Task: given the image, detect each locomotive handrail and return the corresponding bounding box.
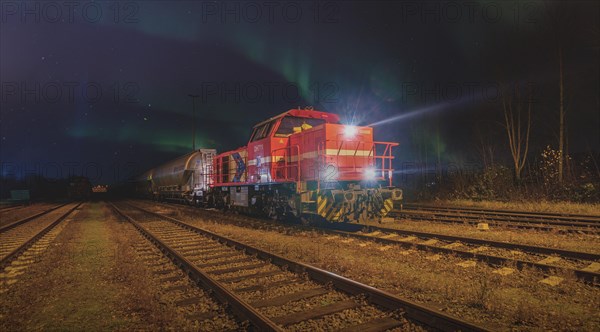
[374,141,398,186]
[317,139,398,186]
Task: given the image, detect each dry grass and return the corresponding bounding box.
[427,199,600,215]
[0,204,129,330]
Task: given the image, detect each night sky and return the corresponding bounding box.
[1,0,598,184]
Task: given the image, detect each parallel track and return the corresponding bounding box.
[392,204,600,233]
[143,201,600,286]
[113,202,488,332]
[330,225,600,285]
[0,204,24,212]
[0,203,68,231]
[404,203,600,221]
[0,203,81,269]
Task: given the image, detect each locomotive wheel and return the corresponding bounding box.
[300,215,311,226]
[266,205,279,220]
[299,213,327,226]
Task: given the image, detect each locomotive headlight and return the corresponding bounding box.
[364,167,377,181]
[343,125,358,139]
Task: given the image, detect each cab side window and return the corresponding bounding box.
[250,120,275,142]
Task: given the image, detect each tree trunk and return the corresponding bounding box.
[502,83,532,184]
[558,46,565,183]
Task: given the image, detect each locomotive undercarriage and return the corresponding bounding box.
[200,182,402,223]
[314,183,403,223]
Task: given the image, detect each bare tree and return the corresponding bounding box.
[474,122,496,169]
[502,83,532,181]
[544,0,574,183]
[558,45,566,182]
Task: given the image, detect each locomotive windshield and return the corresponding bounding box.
[275,116,325,137]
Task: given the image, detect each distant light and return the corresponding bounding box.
[364,167,376,181]
[343,125,358,139]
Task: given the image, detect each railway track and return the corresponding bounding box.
[112,202,488,331]
[391,204,600,233]
[0,204,25,213]
[141,201,600,286]
[0,203,80,267]
[122,215,241,329]
[404,203,600,221]
[0,203,81,290]
[0,203,68,230]
[332,225,600,285]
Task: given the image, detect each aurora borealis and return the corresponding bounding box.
[1,1,598,184]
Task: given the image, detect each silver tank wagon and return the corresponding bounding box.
[138,149,216,203]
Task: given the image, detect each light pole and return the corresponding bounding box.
[188,94,199,151]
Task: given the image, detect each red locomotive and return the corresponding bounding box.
[137,108,402,222]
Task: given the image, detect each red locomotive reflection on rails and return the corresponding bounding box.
[137,108,402,222]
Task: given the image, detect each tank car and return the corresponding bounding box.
[208,108,402,222]
[136,149,216,204]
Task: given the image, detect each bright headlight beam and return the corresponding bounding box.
[367,104,445,127]
[343,125,358,138]
[367,99,474,127]
[364,167,376,181]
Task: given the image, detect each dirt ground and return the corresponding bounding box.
[0,202,194,331]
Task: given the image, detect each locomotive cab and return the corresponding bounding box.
[246,109,337,184]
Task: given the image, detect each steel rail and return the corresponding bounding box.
[324,228,600,285]
[125,202,489,332]
[0,203,81,269]
[389,211,599,234]
[358,225,600,261]
[110,203,283,332]
[403,204,600,224]
[404,203,600,222]
[147,200,600,260]
[0,205,24,212]
[397,209,599,228]
[143,201,600,285]
[0,203,69,233]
